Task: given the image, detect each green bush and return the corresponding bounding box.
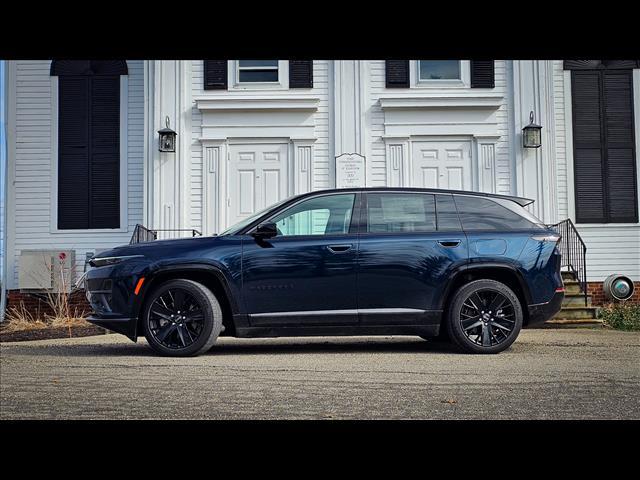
[599,302,640,331]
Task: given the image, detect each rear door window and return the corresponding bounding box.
[453,195,536,230]
[367,193,436,233]
[435,195,462,231]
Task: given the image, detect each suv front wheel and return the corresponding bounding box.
[142,279,223,357]
[446,279,523,354]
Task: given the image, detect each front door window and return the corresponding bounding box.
[268,194,355,236]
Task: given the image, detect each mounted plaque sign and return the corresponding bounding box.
[335,153,366,188]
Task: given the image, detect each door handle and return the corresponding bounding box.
[327,244,353,253]
[438,240,461,248]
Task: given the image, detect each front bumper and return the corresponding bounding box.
[86,316,138,341]
[85,260,150,342]
[526,291,564,326]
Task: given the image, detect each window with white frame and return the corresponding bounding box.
[418,60,461,81]
[412,60,470,88]
[238,60,279,83]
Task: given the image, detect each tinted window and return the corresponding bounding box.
[367,193,436,233]
[454,195,536,230]
[269,194,355,236]
[435,195,462,231]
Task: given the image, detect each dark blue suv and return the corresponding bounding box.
[85,188,564,356]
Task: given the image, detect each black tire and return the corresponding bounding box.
[142,279,223,357]
[446,279,523,354]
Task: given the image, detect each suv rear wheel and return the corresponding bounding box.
[142,279,223,357]
[446,279,523,354]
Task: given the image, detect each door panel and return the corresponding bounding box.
[242,235,359,326]
[241,193,359,326]
[411,141,472,190]
[357,192,468,325]
[228,143,288,227]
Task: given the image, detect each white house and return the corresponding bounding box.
[1,59,639,314]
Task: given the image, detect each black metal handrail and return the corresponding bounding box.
[549,219,588,306]
[130,224,202,244]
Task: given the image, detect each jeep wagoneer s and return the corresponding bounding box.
[85,188,564,356]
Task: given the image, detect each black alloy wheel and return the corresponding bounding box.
[459,289,516,347]
[447,279,523,354]
[143,279,222,356]
[148,288,205,349]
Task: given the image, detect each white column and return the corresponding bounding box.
[512,60,557,223]
[148,60,192,234]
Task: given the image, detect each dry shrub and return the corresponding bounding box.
[3,252,89,333]
[4,303,49,331]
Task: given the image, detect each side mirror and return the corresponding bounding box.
[252,222,278,239]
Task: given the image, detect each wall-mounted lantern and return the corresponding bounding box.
[158,116,177,152]
[522,111,542,148]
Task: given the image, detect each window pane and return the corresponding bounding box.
[270,194,355,236]
[453,196,535,230]
[239,60,278,68]
[419,60,460,80]
[436,195,462,231]
[239,69,279,82]
[367,194,436,233]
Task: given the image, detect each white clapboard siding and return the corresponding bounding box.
[575,225,640,281]
[9,60,144,288]
[189,60,331,233]
[553,60,569,219]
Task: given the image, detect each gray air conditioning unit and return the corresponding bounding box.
[18,250,76,293]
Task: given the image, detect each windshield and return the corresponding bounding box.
[218,196,294,236]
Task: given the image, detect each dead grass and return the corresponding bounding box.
[4,293,90,332]
[3,253,91,333]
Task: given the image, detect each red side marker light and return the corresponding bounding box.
[134,277,145,295]
[555,287,565,293]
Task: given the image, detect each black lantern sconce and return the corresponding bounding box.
[158,116,177,152]
[522,111,542,148]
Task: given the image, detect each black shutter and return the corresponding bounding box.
[385,60,409,88]
[572,69,638,223]
[90,76,120,228]
[289,60,313,88]
[471,60,495,88]
[572,71,606,223]
[58,75,121,230]
[603,70,638,222]
[203,60,228,90]
[58,77,90,229]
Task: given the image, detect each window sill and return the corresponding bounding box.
[415,80,467,89]
[574,222,640,228]
[194,95,320,112]
[379,93,504,110]
[49,227,129,235]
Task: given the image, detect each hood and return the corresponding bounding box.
[92,235,220,261]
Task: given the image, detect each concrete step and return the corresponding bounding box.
[538,318,604,329]
[553,306,599,320]
[563,281,583,295]
[562,293,592,307]
[561,271,577,281]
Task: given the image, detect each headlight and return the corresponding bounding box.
[89,255,144,268]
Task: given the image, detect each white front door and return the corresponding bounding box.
[227,143,289,227]
[411,141,472,190]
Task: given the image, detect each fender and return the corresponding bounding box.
[438,262,533,310]
[131,261,240,338]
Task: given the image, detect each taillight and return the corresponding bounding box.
[531,234,561,243]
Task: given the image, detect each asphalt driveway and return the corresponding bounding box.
[1,329,639,419]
